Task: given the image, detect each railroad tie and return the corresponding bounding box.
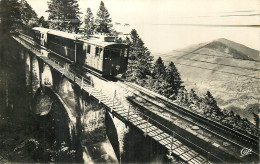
[188,155,207,164]
[148,130,164,138]
[138,122,153,129]
[181,150,199,161]
[132,119,146,126]
[145,125,157,133]
[129,115,142,122]
[159,136,173,146]
[157,134,171,142]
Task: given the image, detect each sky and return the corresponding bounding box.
[27,0,260,53]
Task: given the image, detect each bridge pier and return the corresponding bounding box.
[106,112,129,163]
[31,55,40,97]
[77,91,117,163]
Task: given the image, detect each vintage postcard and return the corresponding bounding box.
[0,0,259,163]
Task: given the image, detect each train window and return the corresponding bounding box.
[124,48,128,57]
[95,47,100,57]
[95,47,99,56]
[95,47,98,56]
[95,47,103,57]
[99,48,103,55]
[87,45,91,54]
[120,49,123,57]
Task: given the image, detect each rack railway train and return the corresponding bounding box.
[32,27,129,76]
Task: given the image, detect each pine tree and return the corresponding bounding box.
[203,91,221,118]
[189,89,200,107]
[169,62,183,95]
[84,8,94,36]
[47,0,81,32]
[176,87,189,106]
[152,57,166,79]
[153,79,164,95]
[123,36,131,45]
[94,1,113,34]
[168,62,183,96]
[38,16,49,28]
[161,61,174,99]
[126,29,153,80]
[151,57,165,94]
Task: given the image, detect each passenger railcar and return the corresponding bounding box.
[32,27,129,76]
[33,27,49,47]
[79,36,129,76]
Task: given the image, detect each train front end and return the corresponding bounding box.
[103,44,129,76]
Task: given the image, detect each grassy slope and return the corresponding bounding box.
[153,39,260,122]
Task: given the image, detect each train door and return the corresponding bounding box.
[103,48,112,75]
[41,32,47,47]
[34,31,41,45]
[75,42,84,65]
[110,47,121,75]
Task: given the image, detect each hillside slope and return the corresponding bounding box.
[154,39,260,122]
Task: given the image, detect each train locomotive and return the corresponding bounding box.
[32,27,129,76]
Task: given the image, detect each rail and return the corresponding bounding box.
[130,82,259,143]
[108,80,259,158]
[16,32,258,163]
[122,103,227,163]
[127,83,260,154]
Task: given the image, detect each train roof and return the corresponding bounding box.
[32,27,81,40]
[32,27,128,47]
[32,27,50,33]
[78,36,128,47]
[48,29,81,40]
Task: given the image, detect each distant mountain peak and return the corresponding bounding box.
[207,38,260,61]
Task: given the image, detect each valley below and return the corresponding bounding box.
[153,38,260,122]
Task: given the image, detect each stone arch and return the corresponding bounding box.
[24,51,31,86]
[41,63,53,87]
[31,55,40,96]
[33,86,79,162]
[57,77,77,112]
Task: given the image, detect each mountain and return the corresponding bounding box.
[153,39,260,122]
[207,38,260,61]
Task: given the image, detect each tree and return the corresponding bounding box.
[0,0,22,36]
[47,0,81,32]
[123,36,131,45]
[94,1,113,34]
[176,87,189,106]
[162,62,175,99]
[151,57,166,95]
[126,29,154,80]
[20,0,38,25]
[83,8,94,36]
[189,89,200,107]
[38,16,49,28]
[152,57,166,79]
[202,91,221,118]
[167,62,183,96]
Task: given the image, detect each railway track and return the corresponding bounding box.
[18,32,259,162]
[123,82,259,159]
[130,82,259,143]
